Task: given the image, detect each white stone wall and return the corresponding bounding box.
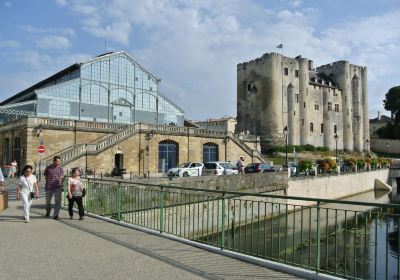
[371,138,400,154]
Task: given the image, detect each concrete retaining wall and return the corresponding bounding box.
[287,169,390,206]
[371,138,400,154]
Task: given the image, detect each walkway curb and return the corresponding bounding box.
[65,206,343,280]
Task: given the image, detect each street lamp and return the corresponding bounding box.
[386,141,389,154]
[224,132,230,162]
[145,131,153,178]
[334,134,338,164]
[283,126,289,166]
[366,139,369,152]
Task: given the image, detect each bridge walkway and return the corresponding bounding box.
[0,189,300,279]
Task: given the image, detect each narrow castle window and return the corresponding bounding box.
[295,94,299,103]
[295,70,299,77]
[321,123,324,133]
[328,102,332,111]
[315,102,319,110]
[334,125,337,134]
[284,68,289,75]
[294,111,296,116]
[304,102,306,108]
[302,119,304,126]
[335,104,340,112]
[310,123,314,132]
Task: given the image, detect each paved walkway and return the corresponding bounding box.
[0,188,301,280]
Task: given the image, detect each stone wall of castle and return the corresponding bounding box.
[237,53,369,152]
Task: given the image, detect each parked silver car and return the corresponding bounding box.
[202,161,239,176]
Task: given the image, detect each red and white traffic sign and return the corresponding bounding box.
[37,145,46,154]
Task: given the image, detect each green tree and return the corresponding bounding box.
[383,86,400,124]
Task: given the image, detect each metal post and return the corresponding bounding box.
[285,134,288,165]
[316,201,321,273]
[221,193,225,249]
[159,186,164,233]
[116,182,121,221]
[283,126,289,166]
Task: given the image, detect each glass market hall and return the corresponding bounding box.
[0,51,184,126]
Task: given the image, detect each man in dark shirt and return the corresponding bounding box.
[44,156,64,220]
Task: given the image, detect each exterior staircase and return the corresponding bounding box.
[42,123,265,168]
[42,123,142,167]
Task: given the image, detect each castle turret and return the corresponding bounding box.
[362,67,369,150]
[298,57,310,145]
[352,73,363,152]
[287,83,297,145]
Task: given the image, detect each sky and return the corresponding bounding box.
[0,0,399,120]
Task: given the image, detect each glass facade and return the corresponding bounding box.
[4,52,184,125]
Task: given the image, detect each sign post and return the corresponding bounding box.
[38,145,45,181]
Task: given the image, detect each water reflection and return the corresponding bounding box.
[205,184,400,279]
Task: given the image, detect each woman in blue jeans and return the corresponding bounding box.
[67,168,85,220]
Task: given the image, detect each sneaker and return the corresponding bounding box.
[79,217,84,220]
[53,216,59,220]
[24,220,29,223]
[45,212,50,217]
[70,216,73,220]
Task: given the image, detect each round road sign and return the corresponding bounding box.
[37,145,46,154]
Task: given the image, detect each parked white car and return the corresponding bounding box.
[167,162,204,177]
[202,161,239,176]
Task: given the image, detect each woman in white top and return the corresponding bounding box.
[10,160,17,178]
[67,168,85,220]
[0,168,4,192]
[16,165,39,223]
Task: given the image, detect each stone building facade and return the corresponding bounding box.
[192,117,237,133]
[0,117,262,175]
[237,52,370,152]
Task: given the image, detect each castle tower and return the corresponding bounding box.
[237,53,368,152]
[298,57,310,145]
[362,67,370,150]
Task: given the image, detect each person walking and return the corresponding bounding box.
[0,167,4,192]
[16,165,39,223]
[10,160,17,177]
[67,168,85,220]
[236,156,245,174]
[44,156,64,220]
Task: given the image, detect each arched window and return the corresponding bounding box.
[310,122,314,132]
[158,140,179,172]
[203,143,218,162]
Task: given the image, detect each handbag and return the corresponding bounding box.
[30,192,35,199]
[82,188,86,197]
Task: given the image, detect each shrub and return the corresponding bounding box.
[325,158,337,170]
[357,159,366,170]
[304,144,317,152]
[298,160,313,173]
[371,159,378,169]
[317,146,330,152]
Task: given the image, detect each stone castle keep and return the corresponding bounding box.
[236,52,370,152]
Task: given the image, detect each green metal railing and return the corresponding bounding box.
[63,178,400,279]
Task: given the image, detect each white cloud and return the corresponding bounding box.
[291,0,302,8]
[34,1,400,119]
[0,40,20,48]
[36,35,71,50]
[54,0,67,6]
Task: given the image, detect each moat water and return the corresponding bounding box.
[205,180,400,279]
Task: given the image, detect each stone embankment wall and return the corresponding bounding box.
[371,138,400,154]
[129,172,288,193]
[287,169,390,206]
